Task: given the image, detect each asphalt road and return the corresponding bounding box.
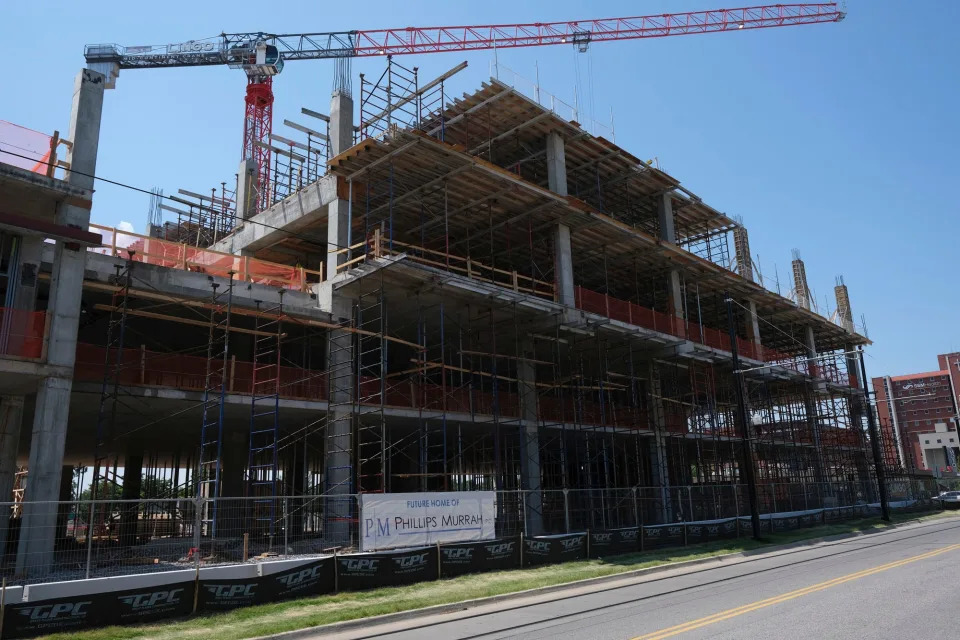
[313,517,960,640]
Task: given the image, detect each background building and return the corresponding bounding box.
[873,354,960,474]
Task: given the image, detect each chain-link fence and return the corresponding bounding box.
[0,478,942,586]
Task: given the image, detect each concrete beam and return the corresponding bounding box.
[209,175,336,256]
[517,342,544,536]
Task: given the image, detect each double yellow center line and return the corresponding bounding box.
[631,542,960,640]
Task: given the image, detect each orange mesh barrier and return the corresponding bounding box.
[0,120,52,174]
[0,309,45,359]
[91,224,323,292]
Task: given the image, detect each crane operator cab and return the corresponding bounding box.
[229,40,284,77]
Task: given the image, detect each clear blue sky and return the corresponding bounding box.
[3,0,957,380]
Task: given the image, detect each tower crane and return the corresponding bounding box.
[84,3,844,214]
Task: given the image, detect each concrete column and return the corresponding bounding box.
[236,158,259,220]
[805,326,818,378]
[17,69,104,576]
[330,91,354,158]
[733,226,753,282]
[325,307,355,544]
[118,452,143,546]
[326,90,355,281]
[517,343,544,535]
[745,300,762,359]
[545,132,575,308]
[657,193,685,336]
[553,225,575,307]
[646,362,672,523]
[791,252,812,311]
[0,397,24,556]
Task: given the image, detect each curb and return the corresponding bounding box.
[258,513,947,640]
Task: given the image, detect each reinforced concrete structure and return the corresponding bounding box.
[0,62,891,578]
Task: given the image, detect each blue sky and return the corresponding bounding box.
[3,1,957,380]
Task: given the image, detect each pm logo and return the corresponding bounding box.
[18,602,91,621]
[560,537,583,552]
[277,565,325,587]
[667,526,683,537]
[620,530,638,541]
[723,521,737,532]
[592,533,613,544]
[646,527,662,538]
[442,548,473,561]
[394,553,428,569]
[707,525,720,536]
[205,584,256,599]
[688,526,702,536]
[342,558,379,572]
[120,589,184,610]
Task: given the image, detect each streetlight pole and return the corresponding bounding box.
[857,347,890,521]
[725,295,762,540]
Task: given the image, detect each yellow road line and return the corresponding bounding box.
[631,542,960,640]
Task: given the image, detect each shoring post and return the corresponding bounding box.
[563,488,571,533]
[725,295,762,540]
[858,347,890,522]
[84,500,96,579]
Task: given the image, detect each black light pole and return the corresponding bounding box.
[857,346,891,522]
[725,295,762,540]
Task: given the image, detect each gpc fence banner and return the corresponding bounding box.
[360,491,496,551]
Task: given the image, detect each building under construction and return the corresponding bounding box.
[0,57,898,580]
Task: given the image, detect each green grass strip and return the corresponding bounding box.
[34,511,953,640]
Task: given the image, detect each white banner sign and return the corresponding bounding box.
[360,491,496,551]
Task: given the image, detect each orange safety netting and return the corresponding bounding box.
[0,120,52,174]
[93,226,315,291]
[0,309,45,359]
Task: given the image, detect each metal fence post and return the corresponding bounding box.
[687,486,694,522]
[563,488,570,533]
[631,487,639,529]
[771,485,778,514]
[84,500,96,579]
[804,483,809,511]
[193,496,203,569]
[521,490,528,537]
[283,497,289,559]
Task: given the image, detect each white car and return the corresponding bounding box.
[937,491,960,504]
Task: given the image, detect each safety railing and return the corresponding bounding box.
[334,230,556,300]
[0,120,71,179]
[89,223,324,293]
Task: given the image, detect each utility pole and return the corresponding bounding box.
[858,347,890,521]
[725,295,762,540]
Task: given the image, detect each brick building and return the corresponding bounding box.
[873,353,960,472]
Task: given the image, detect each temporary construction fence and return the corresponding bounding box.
[0,479,941,587]
[0,481,942,638]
